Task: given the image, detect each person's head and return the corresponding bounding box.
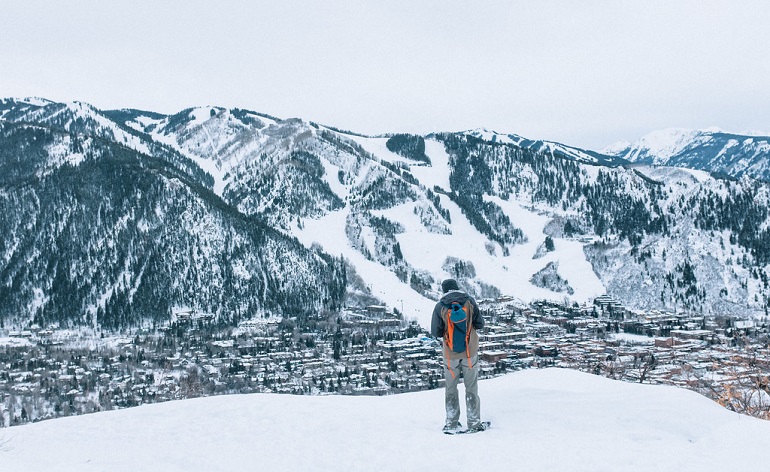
[441,278,459,293]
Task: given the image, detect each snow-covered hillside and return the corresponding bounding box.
[2,368,769,472]
[3,97,770,329]
[118,109,612,324]
[294,133,606,327]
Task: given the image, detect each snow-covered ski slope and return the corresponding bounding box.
[294,134,604,327]
[3,368,769,472]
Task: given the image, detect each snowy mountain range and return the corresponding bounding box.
[465,128,626,166]
[604,127,770,181]
[3,368,770,471]
[1,97,770,330]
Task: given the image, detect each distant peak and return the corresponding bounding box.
[738,129,770,137]
[464,128,527,144]
[466,127,499,136]
[600,140,632,155]
[12,96,54,107]
[185,106,221,124]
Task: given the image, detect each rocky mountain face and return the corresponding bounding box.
[1,97,769,329]
[603,128,770,181]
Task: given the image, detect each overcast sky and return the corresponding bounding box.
[2,1,768,149]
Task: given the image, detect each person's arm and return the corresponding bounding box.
[471,299,484,330]
[430,304,444,338]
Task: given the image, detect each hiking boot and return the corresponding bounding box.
[442,422,462,432]
[466,422,488,433]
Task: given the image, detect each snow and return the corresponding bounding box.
[601,139,632,155]
[17,96,52,107]
[294,205,437,327]
[296,133,605,329]
[632,128,705,161]
[45,138,84,168]
[0,337,32,347]
[466,129,602,164]
[681,167,713,183]
[296,176,605,329]
[604,128,709,163]
[63,102,154,156]
[381,191,603,306]
[740,129,770,137]
[466,128,522,145]
[131,114,164,130]
[603,127,770,166]
[411,137,452,188]
[345,134,410,166]
[318,156,350,199]
[636,165,705,187]
[716,139,741,160]
[481,195,604,299]
[3,368,769,471]
[28,288,48,315]
[144,105,274,198]
[609,332,656,344]
[188,107,216,127]
[150,126,227,196]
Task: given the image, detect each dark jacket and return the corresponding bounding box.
[430,290,484,359]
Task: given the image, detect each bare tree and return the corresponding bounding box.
[713,351,770,420]
[684,350,770,420]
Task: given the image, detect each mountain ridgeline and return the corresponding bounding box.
[604,128,770,182]
[0,106,346,329]
[1,97,770,329]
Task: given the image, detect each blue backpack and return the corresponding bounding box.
[444,301,471,354]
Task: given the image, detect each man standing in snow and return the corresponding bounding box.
[430,278,485,433]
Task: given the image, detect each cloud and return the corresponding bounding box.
[2,0,768,149]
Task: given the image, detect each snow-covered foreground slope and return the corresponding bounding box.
[3,368,769,472]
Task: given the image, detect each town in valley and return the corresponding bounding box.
[2,295,769,427]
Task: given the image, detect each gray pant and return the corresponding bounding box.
[443,354,480,428]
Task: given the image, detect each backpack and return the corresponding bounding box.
[443,300,473,354]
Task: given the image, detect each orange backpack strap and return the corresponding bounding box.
[441,305,457,378]
[463,300,473,367]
